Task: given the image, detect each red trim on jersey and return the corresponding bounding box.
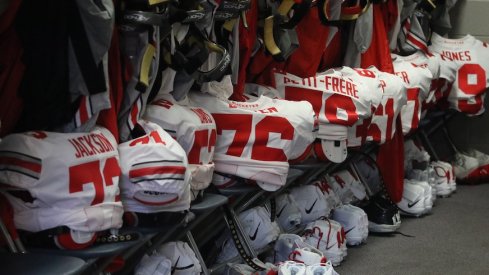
[406,32,428,53]
[129,96,141,129]
[0,156,42,173]
[134,195,179,206]
[78,96,89,125]
[129,166,186,178]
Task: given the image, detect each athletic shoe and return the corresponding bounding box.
[290,185,333,225]
[328,169,367,204]
[135,253,172,275]
[302,219,347,266]
[278,261,306,275]
[274,234,327,265]
[275,193,302,232]
[466,149,489,165]
[217,206,281,263]
[288,247,328,266]
[453,152,481,183]
[240,206,281,252]
[396,180,426,217]
[331,204,369,246]
[463,149,489,183]
[409,179,433,214]
[360,195,401,233]
[438,161,457,193]
[427,166,437,204]
[305,262,339,275]
[313,179,342,210]
[157,241,202,275]
[430,161,452,197]
[408,168,437,205]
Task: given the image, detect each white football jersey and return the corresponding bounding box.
[188,92,316,191]
[118,121,191,213]
[0,127,123,233]
[365,67,407,144]
[274,68,377,162]
[429,33,489,115]
[344,68,383,147]
[394,51,456,113]
[144,94,216,194]
[391,54,433,134]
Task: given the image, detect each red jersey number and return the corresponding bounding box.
[69,156,121,205]
[457,64,486,114]
[213,114,294,162]
[284,87,358,126]
[188,129,217,164]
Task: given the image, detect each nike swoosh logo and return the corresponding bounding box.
[326,242,337,250]
[174,264,195,270]
[345,227,355,234]
[276,205,286,218]
[171,256,180,274]
[408,199,420,208]
[305,198,318,214]
[249,222,261,241]
[172,255,195,271]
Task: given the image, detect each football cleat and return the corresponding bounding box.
[464,149,489,183]
[327,169,367,204]
[157,241,202,275]
[288,247,327,266]
[408,179,433,214]
[313,179,343,209]
[135,253,172,275]
[290,185,333,225]
[407,168,436,205]
[275,193,302,232]
[436,161,456,193]
[397,180,426,217]
[360,195,401,233]
[217,206,281,263]
[453,152,482,184]
[302,219,347,266]
[430,161,452,197]
[278,261,306,275]
[331,204,369,246]
[274,234,327,265]
[305,262,339,275]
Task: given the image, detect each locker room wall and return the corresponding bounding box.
[450,0,489,42]
[446,0,489,153]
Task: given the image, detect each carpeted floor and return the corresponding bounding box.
[334,184,489,275]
